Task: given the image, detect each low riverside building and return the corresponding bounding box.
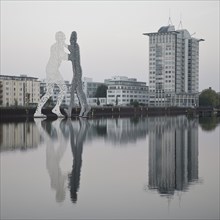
[0,74,40,107]
[105,76,148,106]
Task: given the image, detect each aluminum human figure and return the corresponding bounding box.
[65,31,91,118]
[34,31,68,118]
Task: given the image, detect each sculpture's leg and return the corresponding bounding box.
[52,80,67,117]
[34,83,54,118]
[83,105,91,118]
[64,78,77,118]
[77,82,91,117]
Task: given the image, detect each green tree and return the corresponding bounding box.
[199,88,220,107]
[97,98,100,106]
[115,96,118,106]
[95,84,108,98]
[130,99,139,107]
[14,98,18,106]
[199,116,220,131]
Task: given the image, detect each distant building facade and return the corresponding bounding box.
[0,74,40,107]
[105,76,148,106]
[143,25,204,107]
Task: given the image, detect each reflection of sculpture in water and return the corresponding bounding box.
[64,31,91,118]
[34,31,69,118]
[35,119,69,203]
[67,118,89,203]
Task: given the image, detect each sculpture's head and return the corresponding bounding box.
[70,31,77,44]
[55,31,66,43]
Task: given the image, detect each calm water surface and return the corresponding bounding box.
[0,116,219,219]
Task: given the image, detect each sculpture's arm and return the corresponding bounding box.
[63,52,69,61]
[56,43,69,61]
[59,49,69,61]
[68,45,75,61]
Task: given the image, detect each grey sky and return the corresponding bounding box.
[1,0,219,91]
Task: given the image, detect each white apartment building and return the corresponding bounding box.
[105,76,148,106]
[0,75,40,107]
[143,25,204,107]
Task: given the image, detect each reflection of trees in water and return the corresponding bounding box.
[199,116,220,131]
[87,117,148,145]
[130,117,140,125]
[95,120,107,136]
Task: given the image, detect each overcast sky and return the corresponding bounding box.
[1,0,219,91]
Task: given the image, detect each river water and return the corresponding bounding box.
[0,115,219,219]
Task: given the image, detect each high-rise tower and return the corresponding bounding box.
[143,25,204,107]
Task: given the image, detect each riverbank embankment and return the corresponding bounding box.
[0,106,219,121]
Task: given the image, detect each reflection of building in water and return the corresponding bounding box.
[86,118,107,140]
[0,122,40,152]
[106,118,148,145]
[148,116,198,196]
[87,117,149,145]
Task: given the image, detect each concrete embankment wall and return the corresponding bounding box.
[0,106,210,121]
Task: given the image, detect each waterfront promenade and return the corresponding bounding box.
[0,106,219,120]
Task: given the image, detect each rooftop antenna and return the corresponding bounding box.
[168,9,173,26]
[178,13,183,29]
